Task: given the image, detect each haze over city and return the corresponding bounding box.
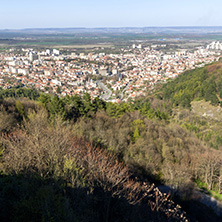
[1,0,222,29]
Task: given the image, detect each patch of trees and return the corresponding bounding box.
[74,110,220,190]
[0,86,40,100]
[37,93,171,122]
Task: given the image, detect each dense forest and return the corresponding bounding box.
[1,61,222,221]
[162,61,222,108]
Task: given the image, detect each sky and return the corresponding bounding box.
[1,0,222,29]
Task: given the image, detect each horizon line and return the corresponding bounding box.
[2,26,222,31]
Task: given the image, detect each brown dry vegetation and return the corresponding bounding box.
[0,107,189,221]
[0,82,222,221]
[207,63,222,74]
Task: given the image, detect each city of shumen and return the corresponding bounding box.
[0,40,220,102]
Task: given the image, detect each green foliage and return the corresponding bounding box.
[195,178,208,190]
[38,93,51,107]
[184,123,199,133]
[154,108,169,121]
[130,98,170,120]
[209,190,222,202]
[106,102,132,118]
[195,178,222,202]
[15,100,26,118]
[81,93,95,117]
[62,155,86,188]
[131,119,145,128]
[92,96,106,111]
[162,63,222,107]
[47,96,66,119]
[0,87,40,100]
[132,127,140,143]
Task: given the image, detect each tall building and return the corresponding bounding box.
[29,52,38,62]
[46,49,51,55]
[53,49,60,55]
[207,41,222,50]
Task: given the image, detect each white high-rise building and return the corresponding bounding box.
[46,49,51,55]
[53,49,60,55]
[207,41,222,50]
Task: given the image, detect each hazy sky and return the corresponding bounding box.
[1,0,222,29]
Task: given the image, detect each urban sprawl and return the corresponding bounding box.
[0,41,221,102]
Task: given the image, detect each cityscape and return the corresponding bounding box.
[0,41,220,102]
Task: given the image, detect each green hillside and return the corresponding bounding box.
[162,61,222,108]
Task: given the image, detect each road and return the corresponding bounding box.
[196,189,222,216]
[158,185,222,216]
[97,81,112,101]
[120,82,130,100]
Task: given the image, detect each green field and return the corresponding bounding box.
[0,32,220,48]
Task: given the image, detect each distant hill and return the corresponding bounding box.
[1,26,222,34]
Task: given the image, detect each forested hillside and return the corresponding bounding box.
[162,61,222,108]
[1,59,222,222]
[0,91,188,222]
